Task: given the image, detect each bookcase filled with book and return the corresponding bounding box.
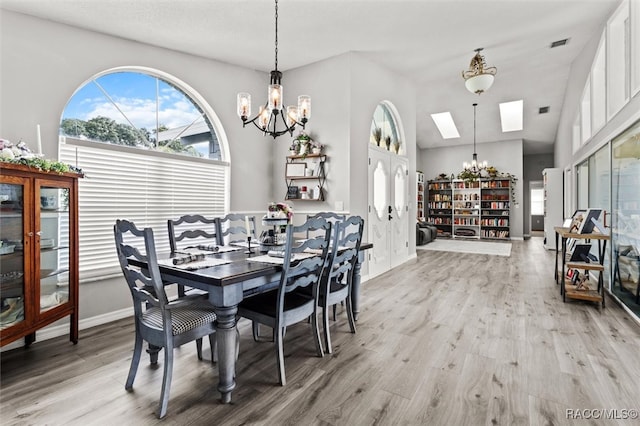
[480,178,510,240]
[427,177,512,240]
[426,179,452,237]
[417,171,425,221]
[452,180,480,239]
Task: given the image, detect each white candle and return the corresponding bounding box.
[245,216,251,237]
[36,124,42,155]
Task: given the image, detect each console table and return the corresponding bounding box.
[554,226,609,307]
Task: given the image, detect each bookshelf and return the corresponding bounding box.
[480,178,510,240]
[452,180,480,239]
[427,177,512,240]
[426,179,452,237]
[417,172,425,221]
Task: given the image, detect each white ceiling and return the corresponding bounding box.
[0,0,620,155]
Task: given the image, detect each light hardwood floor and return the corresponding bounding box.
[2,238,639,425]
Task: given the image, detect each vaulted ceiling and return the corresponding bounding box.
[0,0,620,155]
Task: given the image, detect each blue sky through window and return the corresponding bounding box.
[63,72,202,131]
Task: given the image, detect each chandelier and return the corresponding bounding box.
[462,48,497,95]
[463,103,487,172]
[237,0,310,139]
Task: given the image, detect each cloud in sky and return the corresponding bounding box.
[81,95,202,130]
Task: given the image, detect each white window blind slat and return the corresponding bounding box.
[60,139,228,282]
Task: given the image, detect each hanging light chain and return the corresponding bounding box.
[274,0,279,71]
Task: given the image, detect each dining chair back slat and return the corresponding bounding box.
[167,214,218,252]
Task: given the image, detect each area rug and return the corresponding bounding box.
[417,239,512,257]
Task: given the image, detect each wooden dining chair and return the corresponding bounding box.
[217,213,257,246]
[167,214,218,297]
[318,215,364,354]
[114,219,217,418]
[237,217,331,385]
[306,212,345,240]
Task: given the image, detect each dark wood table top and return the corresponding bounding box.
[132,242,372,288]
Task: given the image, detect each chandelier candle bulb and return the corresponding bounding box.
[268,84,282,111]
[237,93,251,118]
[298,95,311,120]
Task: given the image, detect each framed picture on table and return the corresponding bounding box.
[578,208,603,234]
[568,209,586,233]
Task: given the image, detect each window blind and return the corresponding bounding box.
[60,138,228,282]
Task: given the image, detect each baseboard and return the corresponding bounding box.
[1,307,133,352]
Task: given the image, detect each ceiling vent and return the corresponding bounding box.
[539,106,550,114]
[550,38,569,48]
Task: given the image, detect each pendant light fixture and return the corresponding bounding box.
[463,103,488,172]
[462,48,497,95]
[237,0,310,139]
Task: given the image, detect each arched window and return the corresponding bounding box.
[59,68,229,281]
[369,102,403,154]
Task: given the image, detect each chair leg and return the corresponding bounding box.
[252,321,260,341]
[125,333,143,390]
[208,334,215,364]
[157,342,174,419]
[346,295,356,334]
[311,312,325,359]
[323,305,332,354]
[275,326,286,386]
[196,338,203,360]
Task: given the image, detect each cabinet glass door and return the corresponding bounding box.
[38,185,70,313]
[0,181,27,331]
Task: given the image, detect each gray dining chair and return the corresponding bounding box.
[217,213,257,246]
[114,219,217,418]
[237,217,331,385]
[306,212,345,240]
[168,214,218,297]
[318,215,364,353]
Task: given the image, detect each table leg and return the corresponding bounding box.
[554,230,559,282]
[213,305,238,404]
[351,251,364,321]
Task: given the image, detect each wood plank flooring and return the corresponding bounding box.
[2,238,639,425]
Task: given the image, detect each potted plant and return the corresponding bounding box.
[310,139,323,155]
[293,131,313,157]
[289,141,298,156]
[384,135,392,150]
[372,127,382,146]
[392,139,401,154]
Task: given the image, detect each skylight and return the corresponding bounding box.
[431,112,460,139]
[499,100,523,132]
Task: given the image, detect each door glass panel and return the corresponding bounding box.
[39,186,70,313]
[373,160,388,220]
[394,165,405,217]
[611,118,640,316]
[0,183,26,329]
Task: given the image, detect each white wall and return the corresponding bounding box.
[420,139,525,239]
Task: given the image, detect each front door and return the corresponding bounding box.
[368,146,409,278]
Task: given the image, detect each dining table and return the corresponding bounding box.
[131,242,372,404]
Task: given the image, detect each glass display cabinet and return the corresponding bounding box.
[1,163,81,347]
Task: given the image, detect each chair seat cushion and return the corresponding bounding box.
[142,301,217,335]
[239,289,314,318]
